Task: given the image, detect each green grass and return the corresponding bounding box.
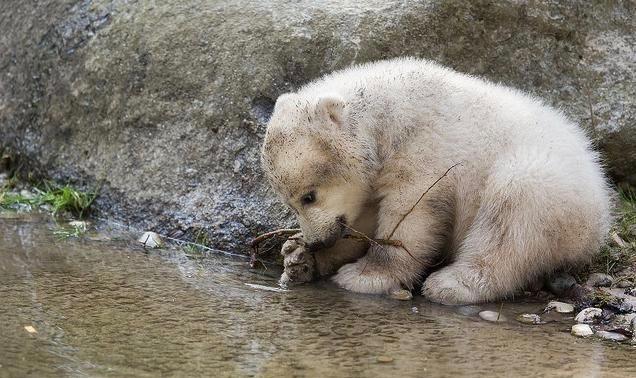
[182,228,212,258]
[0,181,99,218]
[590,186,636,276]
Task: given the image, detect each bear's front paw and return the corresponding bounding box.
[422,268,479,305]
[279,238,316,287]
[332,259,402,294]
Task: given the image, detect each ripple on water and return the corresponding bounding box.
[1,213,635,377]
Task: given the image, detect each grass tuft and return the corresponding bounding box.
[0,181,99,218]
[589,186,636,276]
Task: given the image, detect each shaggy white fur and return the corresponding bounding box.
[262,57,612,305]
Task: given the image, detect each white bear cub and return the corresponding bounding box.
[261,58,612,305]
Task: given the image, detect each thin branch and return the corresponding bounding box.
[387,163,460,239]
[249,226,403,253]
[250,228,301,249]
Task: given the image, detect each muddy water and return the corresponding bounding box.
[1,213,634,377]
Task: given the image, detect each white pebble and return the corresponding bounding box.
[138,231,163,248]
[571,324,593,337]
[479,310,506,322]
[574,307,603,323]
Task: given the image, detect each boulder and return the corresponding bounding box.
[1,1,634,253]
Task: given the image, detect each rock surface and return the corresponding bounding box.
[596,331,629,342]
[1,1,634,252]
[586,273,614,288]
[546,273,577,296]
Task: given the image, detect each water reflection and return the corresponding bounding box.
[0,213,634,377]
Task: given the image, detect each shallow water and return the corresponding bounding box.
[1,213,634,377]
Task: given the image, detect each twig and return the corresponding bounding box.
[250,228,301,249]
[249,227,403,253]
[387,163,460,239]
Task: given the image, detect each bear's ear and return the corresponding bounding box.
[315,95,345,126]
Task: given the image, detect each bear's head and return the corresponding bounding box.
[261,93,376,250]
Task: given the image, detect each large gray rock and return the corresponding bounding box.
[1,0,634,253]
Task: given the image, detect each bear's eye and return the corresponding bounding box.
[300,191,316,206]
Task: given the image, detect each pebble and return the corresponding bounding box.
[616,280,633,288]
[23,325,37,334]
[68,220,88,230]
[571,324,594,337]
[546,301,574,314]
[596,331,629,342]
[516,313,543,325]
[479,310,506,322]
[574,308,603,323]
[138,231,163,248]
[376,356,394,363]
[389,289,413,301]
[586,273,614,287]
[19,189,35,200]
[546,273,577,296]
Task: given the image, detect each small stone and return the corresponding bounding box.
[516,313,543,324]
[586,273,614,288]
[24,325,37,334]
[389,289,413,301]
[479,310,506,322]
[411,306,419,314]
[138,231,163,248]
[574,308,603,323]
[616,280,633,288]
[19,189,35,200]
[546,273,577,296]
[376,356,394,363]
[546,301,574,313]
[596,330,629,342]
[571,324,593,337]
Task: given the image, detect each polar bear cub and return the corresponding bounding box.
[261,58,612,305]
